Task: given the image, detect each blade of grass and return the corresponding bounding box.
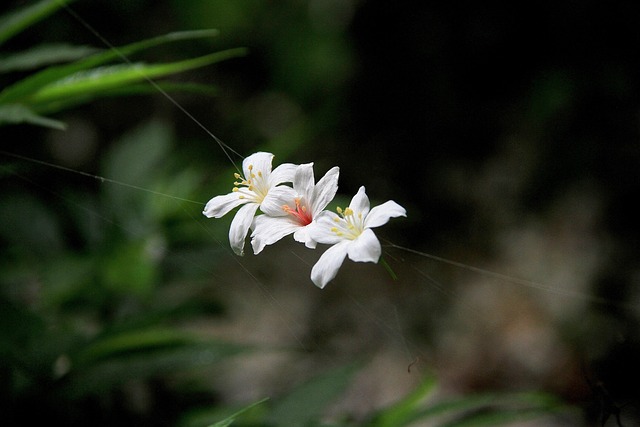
[0,0,75,47]
[370,376,438,427]
[0,103,66,129]
[32,82,219,115]
[266,362,361,426]
[0,29,221,103]
[0,43,100,73]
[206,398,270,427]
[25,48,246,106]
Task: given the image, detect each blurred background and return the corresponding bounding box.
[1,0,639,426]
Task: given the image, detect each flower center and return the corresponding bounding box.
[231,164,268,202]
[330,206,364,240]
[283,198,313,226]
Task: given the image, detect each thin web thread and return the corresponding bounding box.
[384,241,640,311]
[56,0,244,173]
[1,150,204,205]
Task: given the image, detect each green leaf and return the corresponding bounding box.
[0,0,75,47]
[0,29,222,104]
[25,48,246,106]
[408,391,565,427]
[0,43,100,73]
[33,81,219,116]
[63,328,247,398]
[206,398,270,427]
[101,239,158,296]
[267,362,360,426]
[73,328,196,366]
[0,103,66,129]
[370,376,437,427]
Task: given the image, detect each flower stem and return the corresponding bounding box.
[379,256,398,281]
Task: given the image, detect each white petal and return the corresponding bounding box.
[349,186,370,217]
[311,166,339,215]
[293,226,316,248]
[293,163,315,199]
[229,203,259,256]
[311,242,349,288]
[269,162,297,185]
[364,201,407,229]
[243,152,273,178]
[260,185,297,216]
[202,192,247,218]
[307,211,344,245]
[347,228,381,263]
[251,215,299,254]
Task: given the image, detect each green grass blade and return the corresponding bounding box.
[0,29,221,103]
[369,376,438,427]
[62,328,248,398]
[72,327,194,366]
[0,103,65,129]
[25,48,246,106]
[266,362,361,426]
[206,398,270,427]
[403,391,565,427]
[32,82,219,115]
[0,0,75,47]
[0,43,100,73]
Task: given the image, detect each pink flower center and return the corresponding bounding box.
[283,198,313,226]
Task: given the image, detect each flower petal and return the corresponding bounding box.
[307,211,344,245]
[260,185,297,216]
[250,214,299,254]
[293,226,316,248]
[229,202,259,256]
[311,241,349,288]
[203,192,247,218]
[293,163,315,200]
[242,152,273,178]
[269,162,297,185]
[346,228,381,263]
[349,186,370,217]
[311,166,339,215]
[364,201,407,229]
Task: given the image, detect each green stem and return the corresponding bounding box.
[380,255,398,281]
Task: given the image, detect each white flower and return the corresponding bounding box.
[202,152,296,255]
[250,163,339,254]
[307,186,406,288]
